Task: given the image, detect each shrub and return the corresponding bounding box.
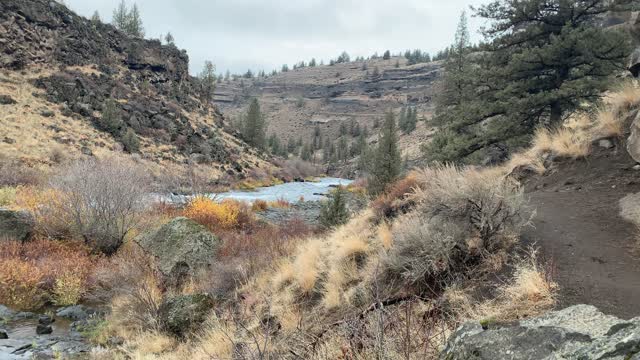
[251,199,268,212]
[44,157,151,254]
[121,128,141,153]
[0,186,17,207]
[0,239,95,310]
[381,165,529,290]
[0,158,43,186]
[319,187,350,229]
[371,173,419,219]
[183,197,253,231]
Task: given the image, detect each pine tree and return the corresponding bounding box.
[112,0,128,30]
[91,10,101,23]
[281,64,289,72]
[121,128,140,153]
[309,58,317,67]
[319,187,349,228]
[368,111,401,195]
[165,32,175,46]
[98,99,123,135]
[126,4,144,38]
[243,98,267,149]
[198,61,216,105]
[383,50,391,60]
[424,0,631,163]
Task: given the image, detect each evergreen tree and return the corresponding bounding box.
[287,137,296,154]
[112,0,128,30]
[383,50,391,60]
[121,128,140,153]
[398,107,407,132]
[313,124,322,150]
[281,64,289,72]
[98,99,123,135]
[91,10,101,22]
[198,61,216,105]
[425,0,631,163]
[164,32,175,46]
[309,58,317,67]
[243,98,267,149]
[126,4,144,38]
[319,187,350,229]
[368,111,401,195]
[395,59,400,68]
[300,143,312,161]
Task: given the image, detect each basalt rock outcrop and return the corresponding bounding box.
[0,0,265,174]
[441,305,640,360]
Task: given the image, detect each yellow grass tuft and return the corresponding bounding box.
[531,126,591,158]
[293,239,324,293]
[608,81,640,116]
[378,223,393,250]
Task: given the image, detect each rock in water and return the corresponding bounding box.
[440,304,640,360]
[35,324,52,335]
[158,294,215,338]
[0,209,34,242]
[136,217,220,283]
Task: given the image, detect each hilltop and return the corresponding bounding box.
[0,0,272,187]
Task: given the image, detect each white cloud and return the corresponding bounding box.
[65,0,491,74]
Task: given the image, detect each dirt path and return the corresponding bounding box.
[523,148,640,319]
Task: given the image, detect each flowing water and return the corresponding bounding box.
[163,177,353,203]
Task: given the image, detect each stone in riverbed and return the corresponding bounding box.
[35,324,52,335]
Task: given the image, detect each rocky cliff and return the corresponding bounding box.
[215,58,442,161]
[0,0,269,179]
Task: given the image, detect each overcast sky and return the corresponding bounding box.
[64,0,491,75]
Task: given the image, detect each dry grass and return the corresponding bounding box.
[608,81,640,116]
[530,126,591,159]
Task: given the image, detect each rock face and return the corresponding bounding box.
[440,305,640,360]
[136,217,221,280]
[0,209,34,242]
[630,48,640,77]
[0,0,268,176]
[158,294,215,338]
[627,112,640,163]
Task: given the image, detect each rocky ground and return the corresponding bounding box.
[0,304,102,359]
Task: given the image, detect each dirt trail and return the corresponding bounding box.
[523,147,640,319]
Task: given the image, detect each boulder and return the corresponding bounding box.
[136,217,221,280]
[0,209,34,242]
[0,329,7,339]
[627,112,640,163]
[158,294,214,338]
[55,305,94,321]
[440,304,640,360]
[35,324,52,335]
[0,95,17,105]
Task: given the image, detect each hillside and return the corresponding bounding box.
[0,0,271,186]
[215,57,442,161]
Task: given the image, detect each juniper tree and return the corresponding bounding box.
[243,98,267,149]
[368,111,401,195]
[98,99,123,135]
[91,10,101,22]
[198,61,217,105]
[424,0,632,163]
[121,128,140,153]
[164,32,175,46]
[319,187,349,229]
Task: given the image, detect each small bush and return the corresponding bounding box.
[45,157,151,254]
[371,173,419,219]
[183,197,253,231]
[0,239,95,310]
[0,186,17,207]
[251,199,268,212]
[319,187,350,229]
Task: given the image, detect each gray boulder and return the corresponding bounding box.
[628,111,640,163]
[158,294,214,338]
[136,217,221,279]
[0,209,34,242]
[440,304,640,360]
